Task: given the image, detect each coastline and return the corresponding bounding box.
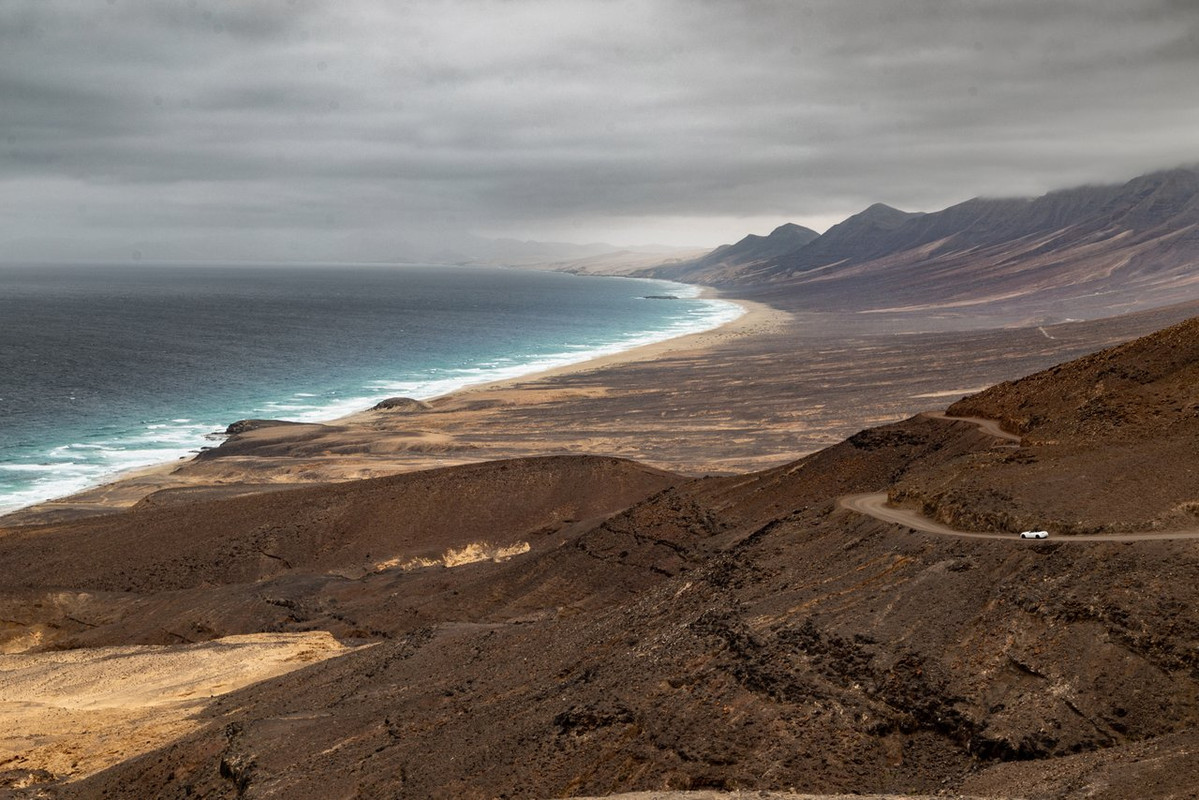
[337,292,786,421]
[2,287,784,526]
[10,287,1193,529]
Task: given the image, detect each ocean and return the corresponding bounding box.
[0,263,741,514]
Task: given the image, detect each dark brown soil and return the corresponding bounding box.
[4,317,1199,799]
[891,316,1199,533]
[0,455,679,595]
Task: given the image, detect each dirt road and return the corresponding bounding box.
[839,492,1199,542]
[919,410,1022,443]
[839,412,1199,542]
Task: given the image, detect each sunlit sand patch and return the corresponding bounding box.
[909,387,990,399]
[441,540,531,567]
[373,540,532,572]
[0,632,357,783]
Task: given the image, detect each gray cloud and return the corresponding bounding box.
[1,0,1197,260]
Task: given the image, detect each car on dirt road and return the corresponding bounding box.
[1019,530,1049,539]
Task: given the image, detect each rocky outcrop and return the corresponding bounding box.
[223,419,305,436]
[370,396,432,412]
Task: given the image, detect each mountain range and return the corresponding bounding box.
[642,166,1199,322]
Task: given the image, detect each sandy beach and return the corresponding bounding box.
[0,295,782,525]
[5,295,1199,528]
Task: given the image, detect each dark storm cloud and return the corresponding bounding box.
[1,0,1197,260]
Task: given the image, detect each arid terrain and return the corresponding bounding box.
[4,0,1198,792]
[11,166,1199,527]
[7,298,1199,528]
[3,307,1199,799]
[5,167,1199,797]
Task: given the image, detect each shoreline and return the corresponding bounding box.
[12,288,1193,528]
[2,286,785,525]
[336,291,786,421]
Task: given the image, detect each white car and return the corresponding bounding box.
[1019,530,1049,539]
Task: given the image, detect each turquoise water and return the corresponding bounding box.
[0,263,741,512]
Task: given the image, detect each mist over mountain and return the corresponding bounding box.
[417,236,632,267]
[646,166,1199,321]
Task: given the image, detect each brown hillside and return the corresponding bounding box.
[5,318,1199,798]
[887,317,1199,534]
[49,422,1199,799]
[0,455,679,595]
[947,315,1199,443]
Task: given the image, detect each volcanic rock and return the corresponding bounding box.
[223,419,305,436]
[370,396,432,412]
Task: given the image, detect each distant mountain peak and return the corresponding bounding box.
[708,222,819,261]
[770,222,820,237]
[649,221,821,280]
[641,164,1199,316]
[1131,164,1199,185]
[847,202,920,227]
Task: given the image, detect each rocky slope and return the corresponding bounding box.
[3,318,1199,798]
[891,316,1199,533]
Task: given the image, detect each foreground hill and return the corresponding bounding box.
[649,167,1199,321]
[2,317,1199,798]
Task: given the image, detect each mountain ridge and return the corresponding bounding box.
[650,221,820,283]
[643,166,1199,321]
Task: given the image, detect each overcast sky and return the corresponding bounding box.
[2,0,1197,262]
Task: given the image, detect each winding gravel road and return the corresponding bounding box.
[839,413,1199,543]
[919,410,1022,443]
